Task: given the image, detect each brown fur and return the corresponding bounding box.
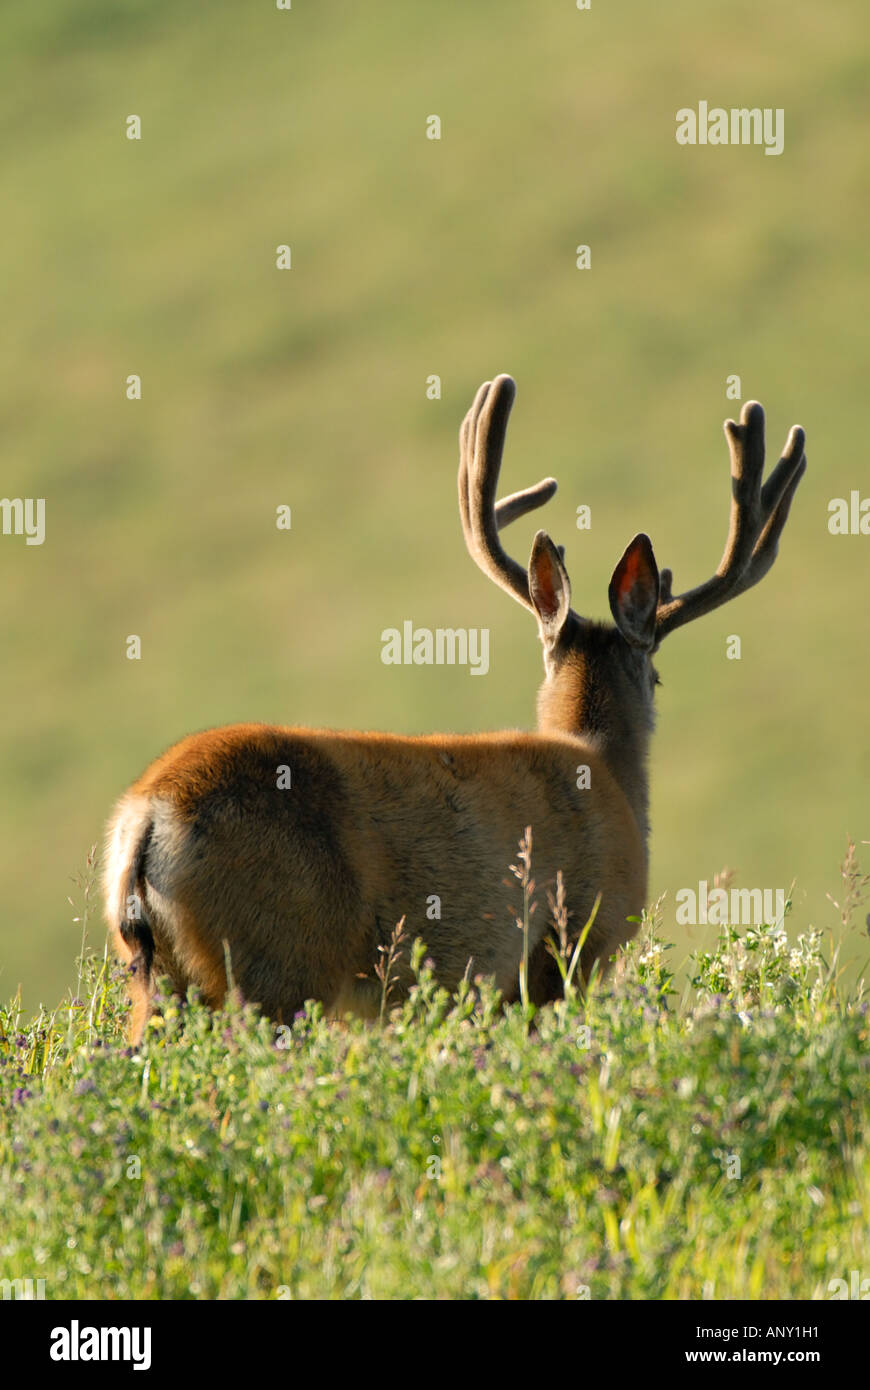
[104,717,645,1040]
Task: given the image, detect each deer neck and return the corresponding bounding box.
[536,652,653,866]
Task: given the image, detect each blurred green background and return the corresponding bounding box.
[1,0,867,1012]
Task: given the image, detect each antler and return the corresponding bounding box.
[655,401,806,641]
[458,375,558,612]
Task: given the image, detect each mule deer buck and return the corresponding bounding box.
[104,375,806,1041]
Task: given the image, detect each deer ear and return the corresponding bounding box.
[609,533,659,650]
[529,531,571,649]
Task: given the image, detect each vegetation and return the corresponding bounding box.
[1,841,866,1300]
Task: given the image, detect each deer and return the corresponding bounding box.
[103,375,806,1043]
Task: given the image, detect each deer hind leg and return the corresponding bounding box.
[117,890,227,1044]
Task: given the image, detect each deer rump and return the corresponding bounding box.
[103,722,643,1038]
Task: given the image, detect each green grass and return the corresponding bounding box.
[0,844,866,1300]
[0,0,868,1014]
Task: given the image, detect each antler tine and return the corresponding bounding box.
[495,478,558,529]
[655,401,806,642]
[458,375,558,612]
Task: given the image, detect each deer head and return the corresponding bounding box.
[458,375,807,849]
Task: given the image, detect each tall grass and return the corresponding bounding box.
[0,841,866,1300]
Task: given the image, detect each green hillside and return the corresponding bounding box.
[0,0,868,1010]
